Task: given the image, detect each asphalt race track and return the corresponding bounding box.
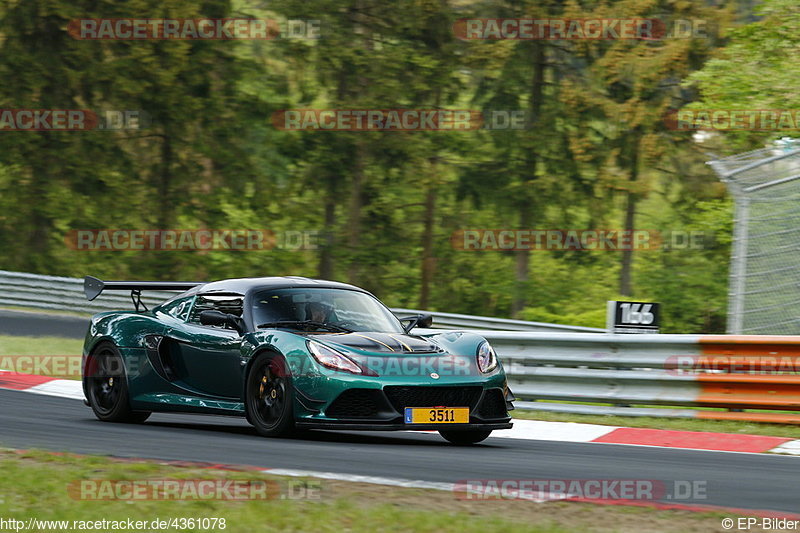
[1,388,798,513]
[1,310,798,514]
[0,310,88,339]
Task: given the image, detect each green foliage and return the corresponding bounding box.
[686,0,800,149]
[0,0,776,333]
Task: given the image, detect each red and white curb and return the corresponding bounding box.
[481,419,800,454]
[0,370,85,400]
[2,371,798,455]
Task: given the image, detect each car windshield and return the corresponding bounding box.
[252,288,404,334]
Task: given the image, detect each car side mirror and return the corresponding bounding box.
[200,310,245,335]
[399,313,433,333]
[417,313,433,329]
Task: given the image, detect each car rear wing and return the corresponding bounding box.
[84,276,203,311]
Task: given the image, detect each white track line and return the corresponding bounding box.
[489,419,618,442]
[265,469,457,491]
[263,468,558,502]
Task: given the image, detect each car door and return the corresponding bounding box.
[164,294,245,399]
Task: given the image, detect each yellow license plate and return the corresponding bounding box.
[404,407,469,424]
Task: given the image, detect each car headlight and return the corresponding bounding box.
[477,341,498,373]
[307,340,362,374]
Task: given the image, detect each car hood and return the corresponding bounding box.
[303,332,446,355]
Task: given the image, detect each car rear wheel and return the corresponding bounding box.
[246,353,295,437]
[439,429,492,445]
[85,342,150,423]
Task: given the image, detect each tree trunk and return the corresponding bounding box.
[343,1,370,286]
[152,133,175,280]
[157,134,174,229]
[511,41,545,318]
[318,184,336,279]
[26,138,52,272]
[511,208,532,317]
[619,134,640,297]
[419,182,437,309]
[346,142,365,285]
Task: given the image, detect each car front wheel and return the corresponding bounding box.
[246,353,295,437]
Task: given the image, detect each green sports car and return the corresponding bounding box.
[81,276,514,444]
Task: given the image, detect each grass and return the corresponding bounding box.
[0,449,737,533]
[512,410,800,439]
[0,335,83,380]
[0,335,83,356]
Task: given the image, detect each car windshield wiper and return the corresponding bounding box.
[257,320,352,333]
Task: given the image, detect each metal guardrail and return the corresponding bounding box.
[391,308,604,333]
[0,270,179,314]
[0,270,602,332]
[464,330,800,424]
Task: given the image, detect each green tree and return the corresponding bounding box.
[564,0,727,296]
[686,0,800,150]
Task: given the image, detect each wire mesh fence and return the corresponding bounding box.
[709,142,800,334]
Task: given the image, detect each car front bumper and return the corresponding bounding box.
[293,379,514,429]
[294,421,513,431]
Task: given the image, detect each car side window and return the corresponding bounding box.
[188,295,244,330]
[158,296,193,320]
[173,298,193,321]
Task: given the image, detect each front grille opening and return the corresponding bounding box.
[326,389,380,418]
[384,386,483,412]
[477,389,508,419]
